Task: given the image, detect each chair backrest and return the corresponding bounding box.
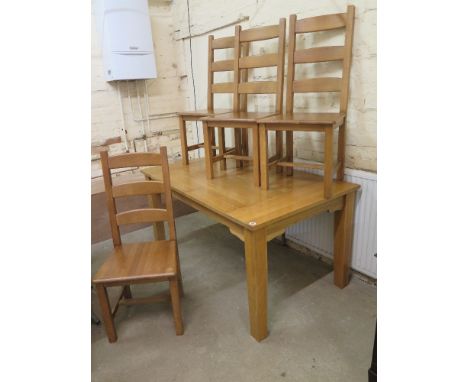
[286,5,355,114]
[208,34,250,111]
[233,19,286,113]
[207,34,236,112]
[100,147,176,247]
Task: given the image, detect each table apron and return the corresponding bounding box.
[264,196,344,237]
[173,191,245,241]
[173,190,344,243]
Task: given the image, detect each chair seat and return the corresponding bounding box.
[178,109,231,117]
[201,111,279,124]
[259,112,345,126]
[93,240,178,285]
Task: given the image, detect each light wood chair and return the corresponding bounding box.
[178,34,247,164]
[201,19,286,186]
[92,147,184,343]
[259,6,355,198]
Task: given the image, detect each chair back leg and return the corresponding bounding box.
[122,285,132,299]
[285,131,294,176]
[259,124,269,190]
[275,131,283,174]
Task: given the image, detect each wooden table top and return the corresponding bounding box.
[141,159,359,231]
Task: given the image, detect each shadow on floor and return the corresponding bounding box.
[91,212,376,382]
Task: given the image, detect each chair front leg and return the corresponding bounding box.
[95,285,117,343]
[178,116,189,165]
[217,127,226,170]
[234,128,243,168]
[242,128,249,167]
[169,278,184,335]
[203,122,214,179]
[210,125,217,157]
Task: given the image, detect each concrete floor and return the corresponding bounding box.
[92,212,376,382]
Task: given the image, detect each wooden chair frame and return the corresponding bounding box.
[92,147,184,342]
[178,34,247,164]
[259,6,355,198]
[201,19,286,186]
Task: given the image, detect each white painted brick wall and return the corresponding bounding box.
[173,0,377,171]
[91,0,376,173]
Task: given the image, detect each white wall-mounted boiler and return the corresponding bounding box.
[101,0,157,81]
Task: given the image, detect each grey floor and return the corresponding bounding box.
[92,212,376,382]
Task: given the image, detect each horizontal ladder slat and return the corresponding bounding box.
[240,24,280,42]
[212,36,235,49]
[212,155,226,162]
[120,293,170,306]
[211,82,235,93]
[293,77,342,93]
[187,143,204,151]
[211,59,234,72]
[294,46,345,64]
[268,154,281,162]
[112,181,164,198]
[277,161,324,170]
[116,208,168,225]
[224,154,253,161]
[108,153,162,169]
[295,13,347,33]
[238,81,278,94]
[239,53,278,69]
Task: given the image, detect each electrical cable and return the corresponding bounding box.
[185,0,201,156]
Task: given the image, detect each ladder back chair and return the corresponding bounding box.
[93,147,184,343]
[259,6,355,198]
[178,33,247,164]
[201,19,286,186]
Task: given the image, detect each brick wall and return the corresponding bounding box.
[91,0,376,176]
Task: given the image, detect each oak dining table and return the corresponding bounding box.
[141,158,359,342]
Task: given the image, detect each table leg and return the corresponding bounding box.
[333,191,356,288]
[244,228,268,341]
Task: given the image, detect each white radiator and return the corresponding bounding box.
[285,163,377,278]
